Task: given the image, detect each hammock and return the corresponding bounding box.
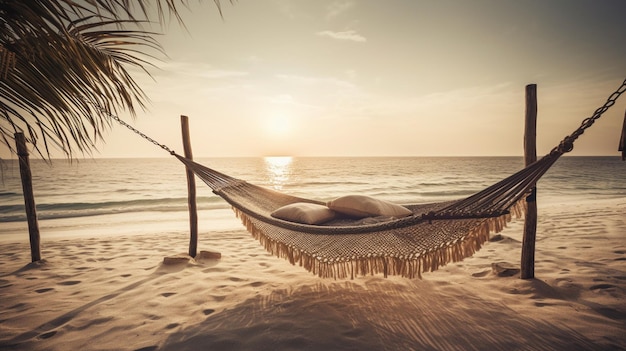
[173,150,551,279]
[109,79,626,279]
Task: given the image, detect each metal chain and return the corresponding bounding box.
[87,100,175,154]
[554,77,626,154]
[106,112,175,155]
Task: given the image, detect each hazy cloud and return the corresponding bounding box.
[316,29,366,42]
[199,70,249,79]
[276,74,356,89]
[155,61,248,80]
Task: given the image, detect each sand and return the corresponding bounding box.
[0,198,624,351]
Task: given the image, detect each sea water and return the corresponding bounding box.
[1,157,624,241]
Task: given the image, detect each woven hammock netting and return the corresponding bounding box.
[114,79,626,279]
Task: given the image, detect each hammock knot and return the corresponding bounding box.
[557,137,575,153]
[422,211,436,218]
[421,211,436,224]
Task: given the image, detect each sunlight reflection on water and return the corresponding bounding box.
[264,156,293,190]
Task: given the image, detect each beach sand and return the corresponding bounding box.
[0,198,624,350]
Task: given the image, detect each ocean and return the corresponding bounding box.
[1,156,624,241]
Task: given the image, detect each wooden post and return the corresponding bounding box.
[15,132,41,262]
[521,84,538,279]
[181,115,198,258]
[619,109,625,161]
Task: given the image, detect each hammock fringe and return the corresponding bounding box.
[233,199,527,279]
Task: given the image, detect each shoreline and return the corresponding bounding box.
[2,195,622,242]
[0,197,624,350]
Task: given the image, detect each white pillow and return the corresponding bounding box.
[271,202,336,225]
[327,195,412,219]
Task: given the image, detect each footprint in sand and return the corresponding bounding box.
[120,274,132,278]
[202,267,226,273]
[590,283,616,292]
[39,330,57,339]
[471,270,490,278]
[58,280,81,286]
[35,288,54,293]
[161,292,176,297]
[211,295,226,302]
[165,323,179,329]
[203,308,215,315]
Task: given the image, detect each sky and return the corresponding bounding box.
[5,0,626,158]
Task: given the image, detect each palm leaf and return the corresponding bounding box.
[0,0,224,159]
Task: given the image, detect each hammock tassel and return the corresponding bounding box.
[231,197,527,279]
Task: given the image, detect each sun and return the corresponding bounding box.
[265,113,291,136]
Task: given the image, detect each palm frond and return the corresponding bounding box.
[0,0,224,159]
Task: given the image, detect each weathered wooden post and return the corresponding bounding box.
[180,115,198,257]
[15,132,41,262]
[617,111,626,161]
[521,84,538,279]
